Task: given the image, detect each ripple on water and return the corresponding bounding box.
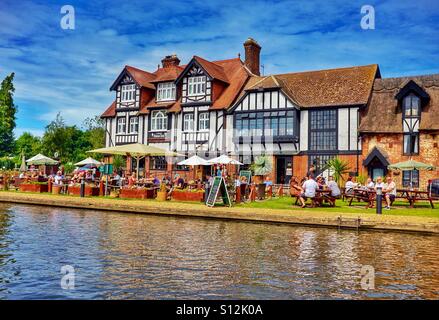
[0,203,438,299]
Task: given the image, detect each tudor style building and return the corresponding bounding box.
[100,38,438,187]
[359,75,439,188]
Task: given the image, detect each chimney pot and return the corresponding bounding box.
[244,38,261,76]
[161,54,180,68]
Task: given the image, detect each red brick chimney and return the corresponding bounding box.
[161,54,180,68]
[243,38,261,76]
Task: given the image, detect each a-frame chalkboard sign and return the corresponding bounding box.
[206,176,231,207]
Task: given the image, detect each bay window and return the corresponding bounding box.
[151,110,168,131]
[157,82,176,101]
[121,84,135,102]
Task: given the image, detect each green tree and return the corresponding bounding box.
[82,116,105,156]
[0,73,17,156]
[327,157,351,183]
[15,132,42,159]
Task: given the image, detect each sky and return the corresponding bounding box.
[1,0,438,137]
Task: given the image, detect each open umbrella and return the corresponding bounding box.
[75,157,103,167]
[388,160,436,171]
[26,154,58,165]
[177,155,209,166]
[206,155,243,165]
[88,143,182,179]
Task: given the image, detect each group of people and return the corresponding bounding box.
[345,175,397,210]
[289,174,341,208]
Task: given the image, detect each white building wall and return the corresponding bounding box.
[299,110,308,151]
[338,108,349,151]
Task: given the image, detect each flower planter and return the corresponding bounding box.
[19,183,49,193]
[156,191,167,201]
[172,190,205,202]
[68,185,100,197]
[120,188,155,199]
[52,185,62,195]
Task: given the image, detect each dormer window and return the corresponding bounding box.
[157,82,176,101]
[121,84,135,102]
[188,76,206,96]
[403,93,420,118]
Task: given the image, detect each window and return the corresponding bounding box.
[151,110,168,131]
[117,117,126,133]
[183,113,194,131]
[403,170,419,188]
[157,82,176,101]
[129,116,139,133]
[309,155,335,176]
[235,111,296,137]
[188,76,206,96]
[198,112,210,131]
[121,84,135,102]
[149,156,167,170]
[404,133,419,155]
[309,109,337,151]
[403,94,420,118]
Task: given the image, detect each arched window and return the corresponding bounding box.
[403,93,420,118]
[151,110,168,131]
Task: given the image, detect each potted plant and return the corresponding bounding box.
[52,184,62,194]
[326,157,351,184]
[156,183,168,201]
[250,155,272,199]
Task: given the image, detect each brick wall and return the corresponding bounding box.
[362,133,439,189]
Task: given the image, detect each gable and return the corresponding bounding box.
[231,88,297,113]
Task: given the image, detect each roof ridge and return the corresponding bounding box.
[271,64,378,77]
[125,65,156,76]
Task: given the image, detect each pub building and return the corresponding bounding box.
[101,38,439,187]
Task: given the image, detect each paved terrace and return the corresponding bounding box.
[0,191,438,234]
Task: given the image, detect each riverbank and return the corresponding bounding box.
[0,191,438,234]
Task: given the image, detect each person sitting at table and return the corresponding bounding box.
[366,177,375,189]
[345,176,356,195]
[127,173,136,188]
[326,176,341,206]
[264,176,273,187]
[152,175,160,186]
[383,176,397,210]
[290,177,306,208]
[374,176,385,190]
[301,174,319,208]
[54,171,64,186]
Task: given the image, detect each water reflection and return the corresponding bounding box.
[0,203,438,299]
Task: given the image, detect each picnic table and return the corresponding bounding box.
[347,188,436,209]
[292,189,335,207]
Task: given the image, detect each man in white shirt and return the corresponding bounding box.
[302,175,319,207]
[384,176,397,210]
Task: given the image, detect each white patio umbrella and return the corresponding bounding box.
[74,157,103,167]
[207,154,243,165]
[177,155,209,166]
[26,154,58,165]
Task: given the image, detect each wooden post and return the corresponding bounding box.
[267,185,273,198]
[99,179,105,196]
[250,184,256,202]
[235,186,241,203]
[48,179,53,193]
[278,184,284,197]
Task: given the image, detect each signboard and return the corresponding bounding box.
[101,164,113,175]
[206,176,231,207]
[239,170,252,184]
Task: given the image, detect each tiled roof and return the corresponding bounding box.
[359,74,439,133]
[125,66,156,89]
[243,64,379,108]
[193,56,230,83]
[150,65,185,83]
[101,101,116,118]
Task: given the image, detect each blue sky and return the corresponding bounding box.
[1,0,438,137]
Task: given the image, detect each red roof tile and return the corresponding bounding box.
[101,101,116,118]
[125,65,156,89]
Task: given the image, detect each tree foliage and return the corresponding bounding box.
[0,73,17,156]
[15,132,42,159]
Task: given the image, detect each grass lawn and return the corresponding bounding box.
[236,196,439,218]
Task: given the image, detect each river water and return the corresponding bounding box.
[0,203,438,299]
